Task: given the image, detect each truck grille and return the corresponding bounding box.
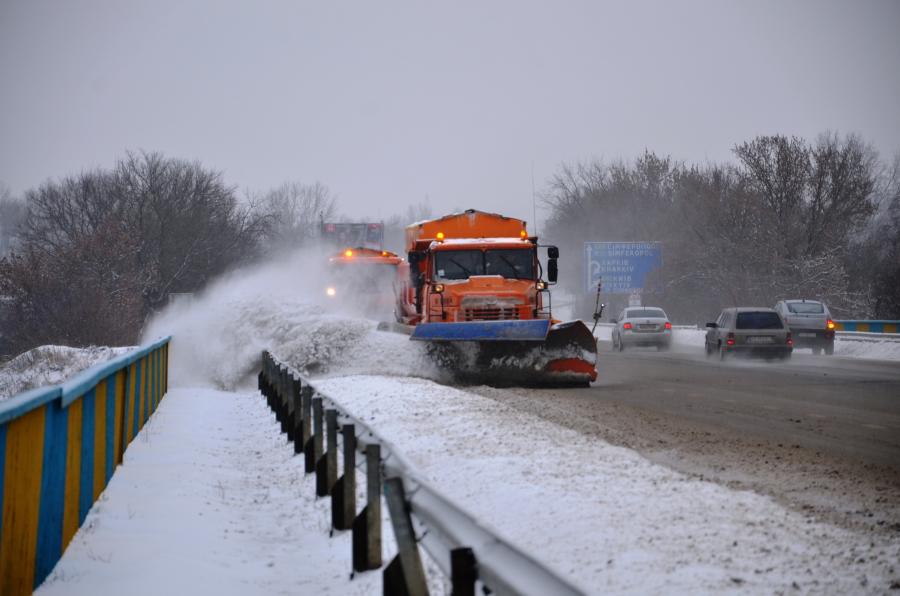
[462,307,520,321]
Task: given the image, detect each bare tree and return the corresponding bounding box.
[0,182,26,256]
[258,181,338,251]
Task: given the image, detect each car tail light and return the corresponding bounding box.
[726,332,735,346]
[786,332,793,346]
[623,322,633,330]
[827,319,836,330]
[664,321,672,330]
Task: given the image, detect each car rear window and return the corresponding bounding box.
[787,302,824,314]
[627,309,667,318]
[736,312,783,329]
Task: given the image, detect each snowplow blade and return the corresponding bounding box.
[411,319,598,387]
[410,319,551,342]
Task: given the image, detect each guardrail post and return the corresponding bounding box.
[450,548,477,596]
[332,423,356,530]
[273,364,284,426]
[353,443,382,572]
[312,397,324,486]
[291,378,303,453]
[302,386,315,472]
[286,372,297,443]
[258,351,268,398]
[383,477,429,596]
[279,365,289,434]
[318,409,338,497]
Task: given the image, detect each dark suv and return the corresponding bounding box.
[705,307,793,360]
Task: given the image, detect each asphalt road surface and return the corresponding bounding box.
[591,343,900,467]
[471,342,900,536]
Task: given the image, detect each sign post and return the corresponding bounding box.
[584,242,661,294]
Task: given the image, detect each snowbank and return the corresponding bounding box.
[0,345,134,400]
[316,374,899,594]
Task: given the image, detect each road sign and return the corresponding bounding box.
[585,242,661,294]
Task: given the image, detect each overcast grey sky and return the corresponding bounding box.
[1,0,899,225]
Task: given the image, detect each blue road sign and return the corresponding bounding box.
[585,242,661,293]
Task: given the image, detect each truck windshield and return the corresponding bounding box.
[434,249,534,281]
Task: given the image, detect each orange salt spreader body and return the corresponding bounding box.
[394,209,598,386]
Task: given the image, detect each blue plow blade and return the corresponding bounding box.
[410,319,552,342]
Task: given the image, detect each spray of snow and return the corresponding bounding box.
[0,345,134,400]
[142,248,442,390]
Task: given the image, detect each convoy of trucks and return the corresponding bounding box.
[324,210,599,386]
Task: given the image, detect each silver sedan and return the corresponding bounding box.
[611,307,672,351]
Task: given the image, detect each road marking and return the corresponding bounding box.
[762,405,779,411]
[862,424,887,430]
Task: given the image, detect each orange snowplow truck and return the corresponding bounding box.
[396,209,598,386]
[325,247,402,318]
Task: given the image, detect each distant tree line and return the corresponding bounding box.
[0,152,338,358]
[543,133,900,322]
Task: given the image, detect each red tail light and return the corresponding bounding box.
[827,319,836,330]
[664,321,672,330]
[623,322,633,330]
[726,332,735,346]
[786,332,793,346]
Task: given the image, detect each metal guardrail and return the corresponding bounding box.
[834,320,899,333]
[0,337,171,596]
[259,350,585,596]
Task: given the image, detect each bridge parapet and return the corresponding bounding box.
[0,337,170,596]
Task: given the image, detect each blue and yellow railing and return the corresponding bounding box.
[834,320,900,334]
[0,337,170,596]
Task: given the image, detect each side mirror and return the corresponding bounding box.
[547,258,558,283]
[547,246,560,259]
[407,252,421,265]
[705,322,717,328]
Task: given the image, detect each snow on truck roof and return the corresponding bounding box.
[430,237,534,248]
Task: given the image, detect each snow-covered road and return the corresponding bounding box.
[36,387,402,596]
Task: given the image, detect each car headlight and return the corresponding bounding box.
[326,287,336,297]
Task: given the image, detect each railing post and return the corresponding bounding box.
[332,423,356,530]
[302,386,315,473]
[312,397,324,483]
[285,372,296,443]
[279,365,289,434]
[383,477,429,596]
[450,548,477,596]
[318,409,338,497]
[353,443,382,572]
[291,378,303,454]
[258,350,268,398]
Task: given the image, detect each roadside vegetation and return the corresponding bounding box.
[542,133,900,322]
[1,134,898,358]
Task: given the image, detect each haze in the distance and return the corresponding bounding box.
[1,0,898,224]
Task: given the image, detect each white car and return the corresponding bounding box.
[611,307,672,351]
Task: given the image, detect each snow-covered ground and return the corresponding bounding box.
[316,374,898,594]
[36,386,445,596]
[17,252,900,593]
[0,345,134,400]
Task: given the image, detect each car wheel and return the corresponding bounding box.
[618,336,625,352]
[705,341,714,358]
[812,347,822,356]
[781,351,792,361]
[718,342,727,361]
[824,343,834,356]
